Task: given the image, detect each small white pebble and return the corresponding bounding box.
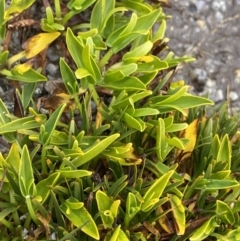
[215,11,224,22]
[206,79,216,88]
[229,91,239,101]
[20,214,28,221]
[196,20,207,29]
[35,87,42,95]
[50,232,57,240]
[22,228,28,239]
[215,89,224,102]
[196,1,206,11]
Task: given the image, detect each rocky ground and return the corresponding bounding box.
[164,0,240,111]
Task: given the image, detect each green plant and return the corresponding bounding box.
[1,0,240,240]
[177,103,240,241]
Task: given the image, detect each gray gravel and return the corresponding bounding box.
[164,0,240,111]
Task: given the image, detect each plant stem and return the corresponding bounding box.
[25,196,40,225]
[0,218,14,231]
[88,84,100,106]
[72,23,91,31]
[54,0,62,20]
[68,119,75,148]
[73,93,82,116]
[62,10,81,25]
[0,69,12,76]
[95,50,100,63]
[24,212,32,229]
[9,192,21,226]
[41,147,48,175]
[7,51,26,68]
[99,49,113,69]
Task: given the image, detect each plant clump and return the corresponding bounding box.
[0,0,240,241]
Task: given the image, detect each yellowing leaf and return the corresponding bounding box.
[25,32,61,59]
[134,56,154,63]
[5,142,21,173]
[138,56,154,63]
[169,194,185,235]
[43,92,76,111]
[4,0,36,20]
[156,206,174,234]
[182,119,199,155]
[102,143,142,166]
[170,80,185,89]
[13,62,32,74]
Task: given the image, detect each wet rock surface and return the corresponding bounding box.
[164,0,240,111]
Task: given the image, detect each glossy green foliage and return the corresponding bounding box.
[141,170,174,212]
[96,190,121,229]
[0,0,6,39]
[190,216,217,241]
[4,0,36,20]
[60,197,99,240]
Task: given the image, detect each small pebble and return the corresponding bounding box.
[196,1,206,11]
[192,68,207,83]
[215,11,224,22]
[47,46,61,62]
[50,232,57,240]
[206,79,215,88]
[46,63,59,76]
[234,70,240,83]
[188,3,197,13]
[212,1,227,12]
[215,89,224,102]
[196,20,207,29]
[205,59,216,74]
[229,91,239,101]
[20,214,28,221]
[44,79,63,94]
[22,228,28,239]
